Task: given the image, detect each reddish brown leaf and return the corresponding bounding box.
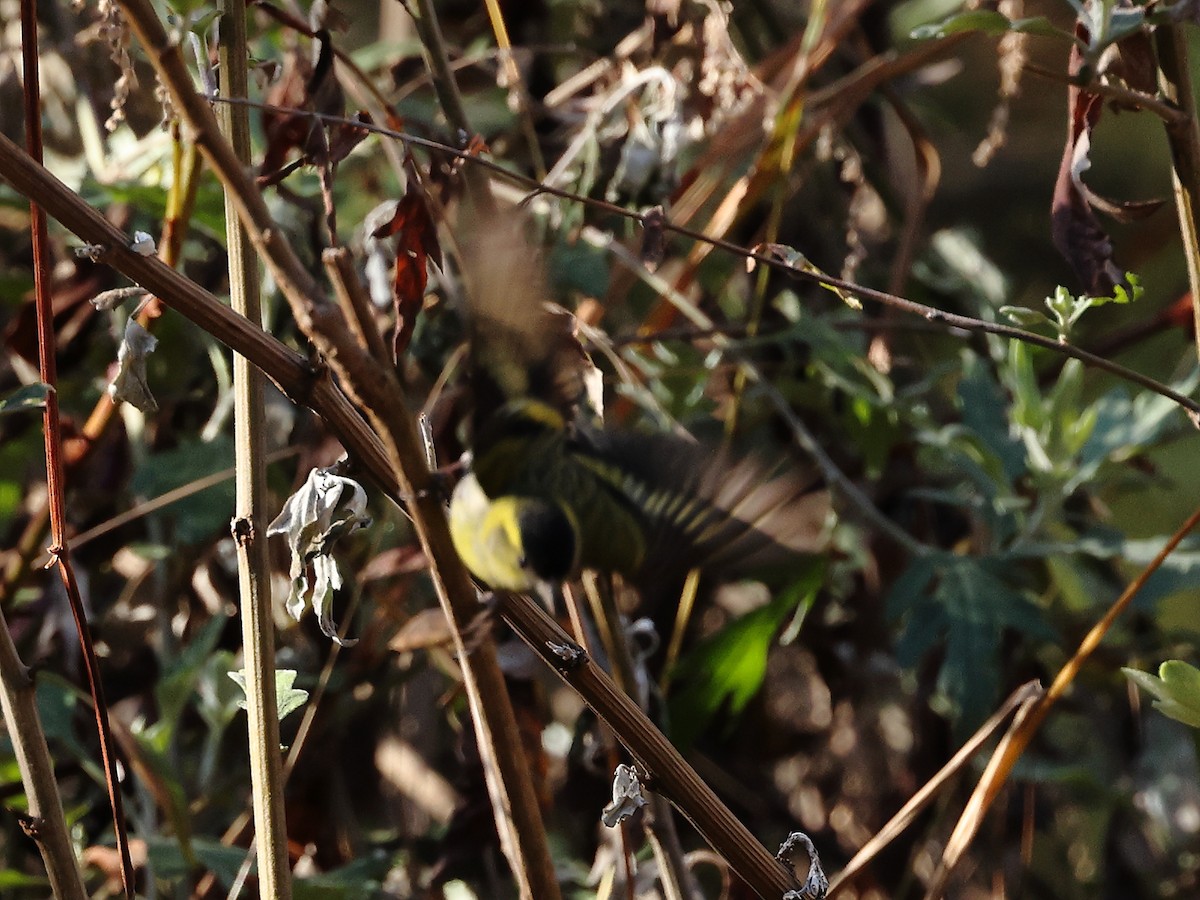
[1051,39,1118,295]
[258,51,313,182]
[258,32,359,186]
[325,111,373,165]
[1050,26,1164,293]
[372,189,442,359]
[383,109,406,133]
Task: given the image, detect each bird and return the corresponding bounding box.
[446,204,828,603]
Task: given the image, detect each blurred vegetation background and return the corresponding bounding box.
[2,0,1200,897]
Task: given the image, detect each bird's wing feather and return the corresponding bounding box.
[457,208,588,427]
[576,425,830,582]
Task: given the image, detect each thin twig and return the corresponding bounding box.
[1025,61,1188,125]
[41,448,299,558]
[19,0,132,893]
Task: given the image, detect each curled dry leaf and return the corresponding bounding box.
[1051,27,1165,293]
[267,465,371,644]
[108,318,158,413]
[371,188,443,359]
[601,763,647,827]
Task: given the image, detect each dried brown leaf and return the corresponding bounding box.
[1051,39,1120,294]
[373,189,442,358]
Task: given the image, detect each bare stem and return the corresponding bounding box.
[18,0,130,893]
[218,0,293,896]
[0,614,86,900]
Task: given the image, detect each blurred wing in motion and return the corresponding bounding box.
[456,207,589,431]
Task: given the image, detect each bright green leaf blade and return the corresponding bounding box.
[668,578,816,750]
[0,870,51,889]
[274,670,311,722]
[1123,662,1200,728]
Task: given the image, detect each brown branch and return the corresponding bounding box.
[0,612,87,900]
[108,1,558,894]
[18,0,131,893]
[0,129,400,501]
[500,592,803,899]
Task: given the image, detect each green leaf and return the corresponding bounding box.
[1123,661,1200,728]
[229,669,309,723]
[1095,272,1142,306]
[885,555,939,620]
[999,306,1052,328]
[891,558,1054,727]
[0,870,51,889]
[0,383,51,416]
[292,854,392,899]
[1099,7,1147,49]
[156,614,229,730]
[35,676,102,782]
[145,836,252,883]
[1006,340,1042,432]
[196,649,244,732]
[292,855,392,900]
[958,353,1025,483]
[668,576,818,750]
[549,237,610,298]
[911,10,1065,40]
[131,436,236,543]
[1081,367,1199,468]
